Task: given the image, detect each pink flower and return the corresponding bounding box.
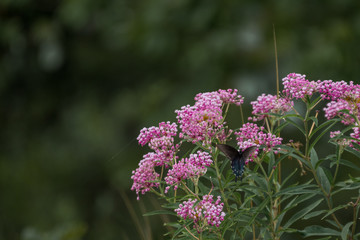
[137,121,179,166]
[330,131,351,147]
[217,89,244,106]
[323,99,359,125]
[330,127,360,149]
[350,127,360,149]
[317,80,360,101]
[250,94,293,121]
[137,121,178,150]
[175,195,225,229]
[234,123,282,162]
[165,151,212,192]
[131,153,160,200]
[176,89,243,145]
[282,73,317,99]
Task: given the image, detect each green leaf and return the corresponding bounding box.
[300,225,341,237]
[274,121,289,135]
[344,146,360,158]
[309,119,339,150]
[288,153,311,169]
[303,210,326,220]
[143,209,176,216]
[317,166,331,194]
[285,118,306,135]
[276,181,318,197]
[284,198,323,228]
[339,159,360,171]
[341,222,353,240]
[267,152,275,175]
[310,148,319,169]
[321,204,349,220]
[309,118,339,140]
[282,168,298,186]
[283,113,304,120]
[308,95,322,109]
[309,116,318,127]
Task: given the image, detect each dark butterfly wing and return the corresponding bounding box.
[216,144,240,160]
[231,156,243,182]
[240,146,257,162]
[217,144,243,182]
[237,146,257,181]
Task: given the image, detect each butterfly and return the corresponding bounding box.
[216,144,257,182]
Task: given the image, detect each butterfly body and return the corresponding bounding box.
[217,144,256,182]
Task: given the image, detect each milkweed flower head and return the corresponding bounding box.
[131,153,161,200]
[176,89,243,146]
[323,99,360,125]
[234,123,282,162]
[330,131,352,147]
[317,80,360,101]
[330,127,360,150]
[137,121,178,150]
[165,151,212,193]
[282,73,317,99]
[175,195,225,229]
[250,94,293,121]
[137,121,179,166]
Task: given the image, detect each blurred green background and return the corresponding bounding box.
[1,0,360,239]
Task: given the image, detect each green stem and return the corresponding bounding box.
[254,156,279,239]
[310,168,343,230]
[304,109,310,159]
[332,145,342,186]
[213,151,231,213]
[351,197,360,239]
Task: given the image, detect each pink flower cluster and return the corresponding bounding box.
[176,89,243,145]
[137,121,178,149]
[250,94,293,121]
[350,127,360,147]
[330,127,360,148]
[217,89,244,106]
[175,195,225,228]
[165,151,212,193]
[323,99,358,125]
[317,80,360,101]
[137,121,179,166]
[282,73,317,99]
[131,153,160,200]
[234,123,282,162]
[330,131,352,146]
[132,122,180,199]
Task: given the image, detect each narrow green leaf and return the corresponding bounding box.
[344,146,360,158]
[309,118,339,139]
[341,222,353,240]
[285,118,306,135]
[274,121,289,134]
[300,225,340,237]
[339,159,360,171]
[309,116,318,127]
[308,95,322,108]
[310,148,319,169]
[321,204,349,220]
[282,168,298,187]
[267,152,275,175]
[309,120,338,150]
[284,199,323,228]
[317,166,331,194]
[276,181,318,197]
[143,209,176,216]
[303,210,326,220]
[283,113,304,120]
